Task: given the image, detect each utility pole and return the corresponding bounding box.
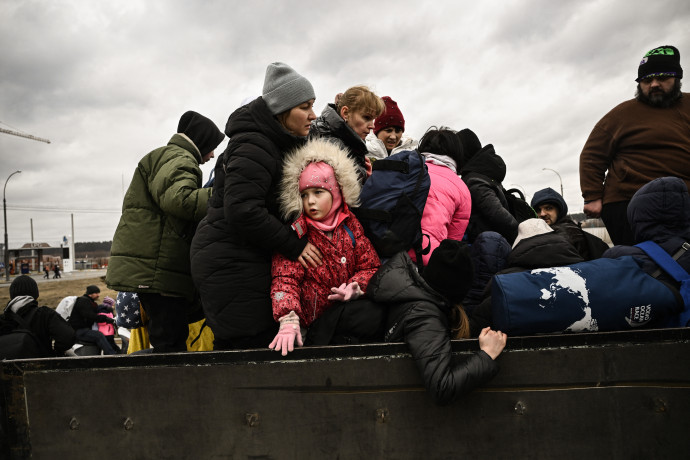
[4,171,21,281]
[1,124,51,280]
[542,168,564,198]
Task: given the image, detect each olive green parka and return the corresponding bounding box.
[106,134,211,301]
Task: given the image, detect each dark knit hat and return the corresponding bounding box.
[85,285,100,296]
[374,97,405,134]
[457,129,482,162]
[637,45,683,82]
[262,62,315,115]
[422,240,474,304]
[177,111,225,157]
[9,275,39,300]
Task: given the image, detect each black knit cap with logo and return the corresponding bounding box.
[637,45,683,82]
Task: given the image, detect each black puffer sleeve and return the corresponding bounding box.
[402,303,499,405]
[223,137,307,260]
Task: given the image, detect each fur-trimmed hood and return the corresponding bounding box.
[280,138,362,221]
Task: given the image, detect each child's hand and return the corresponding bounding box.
[478,327,507,360]
[268,312,303,356]
[328,282,363,302]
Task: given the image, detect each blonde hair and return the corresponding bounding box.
[336,85,385,118]
[449,304,470,339]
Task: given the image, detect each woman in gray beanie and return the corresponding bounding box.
[191,62,324,350]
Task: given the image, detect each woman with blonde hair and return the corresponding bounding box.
[310,85,385,182]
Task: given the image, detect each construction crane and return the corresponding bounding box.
[0,127,51,144]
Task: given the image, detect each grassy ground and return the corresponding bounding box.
[0,275,119,309]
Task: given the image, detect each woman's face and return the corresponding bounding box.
[376,127,404,152]
[341,106,376,141]
[283,99,316,136]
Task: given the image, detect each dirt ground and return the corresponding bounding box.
[0,274,119,309]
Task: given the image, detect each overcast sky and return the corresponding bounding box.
[1,0,688,248]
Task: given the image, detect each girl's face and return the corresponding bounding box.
[301,187,333,221]
[283,99,317,136]
[340,106,376,140]
[376,127,404,152]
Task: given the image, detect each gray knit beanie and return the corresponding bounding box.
[262,62,315,115]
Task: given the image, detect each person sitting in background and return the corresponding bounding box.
[367,239,506,405]
[68,285,117,355]
[310,85,385,182]
[459,129,518,244]
[365,96,417,161]
[531,187,609,260]
[97,296,120,354]
[412,127,472,266]
[1,275,75,357]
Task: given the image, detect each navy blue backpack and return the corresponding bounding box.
[354,150,431,268]
[491,256,681,335]
[636,241,690,327]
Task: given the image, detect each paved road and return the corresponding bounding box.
[0,269,108,288]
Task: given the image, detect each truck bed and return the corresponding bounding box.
[2,327,690,459]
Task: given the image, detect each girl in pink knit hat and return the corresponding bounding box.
[269,139,383,355]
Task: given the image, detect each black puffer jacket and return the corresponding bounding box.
[603,176,690,283]
[469,231,584,336]
[190,97,308,342]
[2,296,75,356]
[461,145,518,244]
[463,231,511,312]
[367,252,499,405]
[309,103,368,181]
[69,295,113,331]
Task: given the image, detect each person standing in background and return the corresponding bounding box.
[580,45,689,245]
[106,110,224,353]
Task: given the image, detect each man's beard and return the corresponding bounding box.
[636,79,683,108]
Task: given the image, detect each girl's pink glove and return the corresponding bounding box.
[268,311,303,356]
[327,282,363,302]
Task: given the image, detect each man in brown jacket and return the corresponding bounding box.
[579,45,690,245]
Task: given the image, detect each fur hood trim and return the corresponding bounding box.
[280,138,361,221]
